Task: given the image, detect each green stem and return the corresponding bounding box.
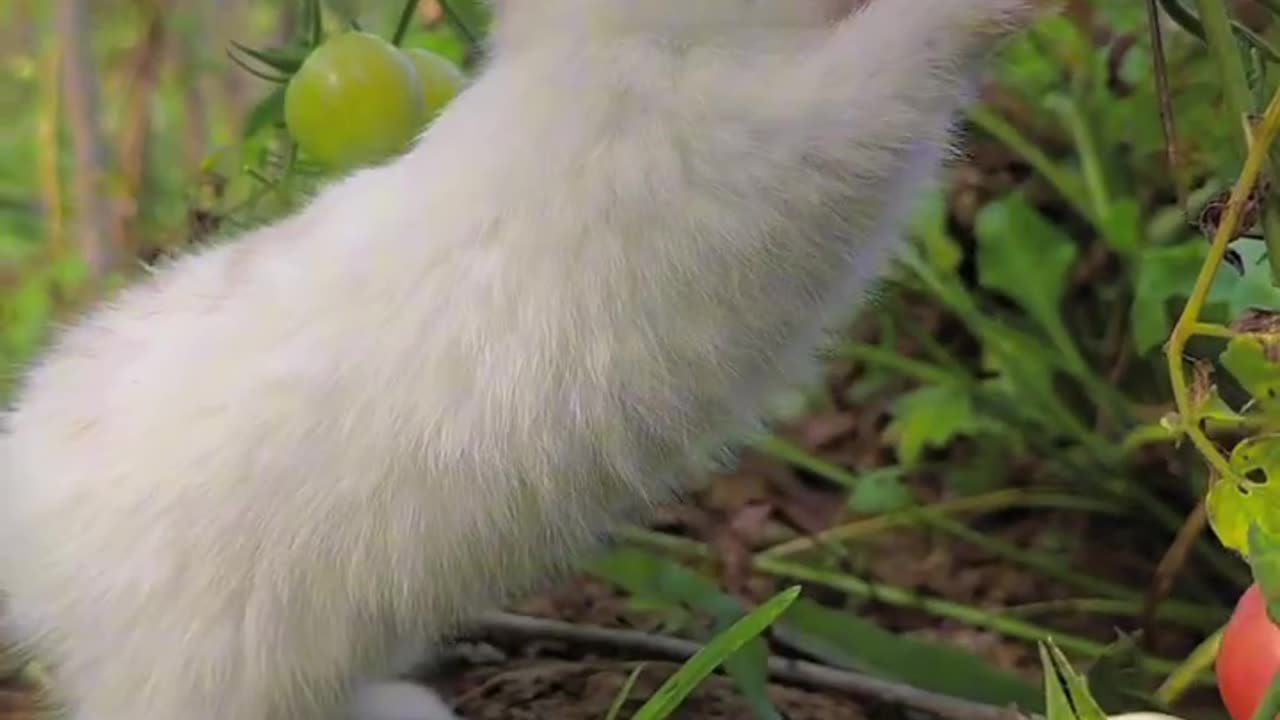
[390,0,420,45]
[1192,0,1263,128]
[1155,626,1223,707]
[438,0,481,49]
[965,104,1097,227]
[829,341,965,386]
[1252,671,1280,720]
[1004,597,1221,632]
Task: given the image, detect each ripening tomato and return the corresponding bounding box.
[284,32,426,170]
[400,47,464,120]
[1218,583,1280,720]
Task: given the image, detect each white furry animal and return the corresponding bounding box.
[0,0,1047,718]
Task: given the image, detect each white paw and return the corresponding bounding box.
[350,681,460,720]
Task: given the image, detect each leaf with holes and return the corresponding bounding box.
[1206,435,1280,555]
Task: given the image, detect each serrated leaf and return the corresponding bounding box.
[776,599,1043,711]
[887,383,994,466]
[975,195,1078,343]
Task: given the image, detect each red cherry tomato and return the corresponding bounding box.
[1218,583,1280,720]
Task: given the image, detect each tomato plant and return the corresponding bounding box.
[401,47,464,120]
[1219,584,1280,720]
[284,31,426,170]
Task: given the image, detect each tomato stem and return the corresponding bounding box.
[391,0,420,46]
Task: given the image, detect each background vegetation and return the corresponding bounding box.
[4,1,1280,719]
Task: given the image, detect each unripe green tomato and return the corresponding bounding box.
[284,32,427,170]
[400,47,465,120]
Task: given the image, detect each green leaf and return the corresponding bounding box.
[1039,640,1110,720]
[848,466,915,514]
[974,194,1078,342]
[1083,633,1150,712]
[228,40,309,74]
[775,598,1044,711]
[1099,199,1142,257]
[1206,435,1280,554]
[1131,240,1235,355]
[910,190,963,272]
[1248,523,1280,619]
[887,384,995,466]
[1042,647,1076,720]
[242,85,287,141]
[1221,333,1280,410]
[590,548,782,720]
[630,586,801,720]
[1226,240,1280,314]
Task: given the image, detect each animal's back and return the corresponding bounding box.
[0,0,1046,715]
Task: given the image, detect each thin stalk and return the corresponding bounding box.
[1166,84,1280,479]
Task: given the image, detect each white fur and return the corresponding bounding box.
[0,1,1043,718]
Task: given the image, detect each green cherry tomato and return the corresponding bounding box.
[400,47,465,120]
[284,32,427,170]
[1218,583,1280,720]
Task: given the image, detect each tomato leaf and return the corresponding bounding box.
[1131,241,1235,355]
[1221,333,1280,412]
[1248,523,1280,619]
[1206,435,1280,555]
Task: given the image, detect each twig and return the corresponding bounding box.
[1146,0,1188,212]
[437,0,480,50]
[1140,498,1210,646]
[467,611,1039,720]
